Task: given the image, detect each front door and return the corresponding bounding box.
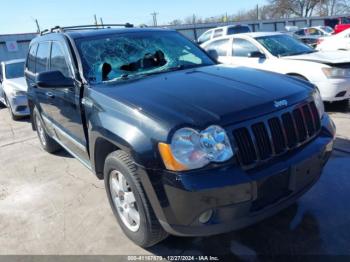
[46,41,89,163]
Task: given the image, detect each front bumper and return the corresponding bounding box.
[140,115,335,237]
[8,95,30,116]
[314,78,350,102]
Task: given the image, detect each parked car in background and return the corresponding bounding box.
[26,25,334,247]
[202,32,350,106]
[294,26,334,37]
[325,17,350,34]
[0,59,29,120]
[293,26,334,48]
[316,28,350,51]
[197,24,251,44]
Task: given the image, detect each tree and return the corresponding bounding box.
[269,0,321,17]
[169,19,182,25]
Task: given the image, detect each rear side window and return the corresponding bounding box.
[205,39,230,56]
[198,31,212,44]
[36,42,50,73]
[27,44,38,73]
[232,38,259,57]
[227,26,251,35]
[295,29,305,36]
[50,42,71,78]
[213,29,224,38]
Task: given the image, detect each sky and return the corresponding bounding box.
[0,0,267,34]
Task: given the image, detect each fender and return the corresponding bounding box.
[84,88,169,177]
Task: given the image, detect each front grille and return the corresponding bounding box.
[233,101,321,168]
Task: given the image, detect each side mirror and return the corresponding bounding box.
[207,49,219,61]
[36,71,74,88]
[248,51,266,59]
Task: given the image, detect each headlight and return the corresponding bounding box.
[158,125,234,171]
[322,67,350,78]
[312,89,325,118]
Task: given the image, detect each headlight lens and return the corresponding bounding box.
[159,126,234,171]
[171,128,210,169]
[200,125,233,162]
[313,89,325,118]
[322,67,350,78]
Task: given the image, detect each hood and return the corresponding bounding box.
[93,65,312,128]
[5,77,27,92]
[283,50,350,64]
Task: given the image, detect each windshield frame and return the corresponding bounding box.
[255,34,315,57]
[5,62,25,79]
[74,30,216,84]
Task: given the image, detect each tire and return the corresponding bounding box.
[104,150,168,247]
[33,107,61,153]
[5,95,21,121]
[334,99,349,111]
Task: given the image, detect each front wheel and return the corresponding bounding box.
[33,107,61,153]
[104,150,168,247]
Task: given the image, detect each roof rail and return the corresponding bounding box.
[40,23,134,35]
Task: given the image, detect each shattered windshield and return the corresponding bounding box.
[75,31,214,83]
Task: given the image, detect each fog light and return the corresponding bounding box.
[199,209,214,224]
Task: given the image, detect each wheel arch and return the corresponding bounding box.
[286,73,309,81]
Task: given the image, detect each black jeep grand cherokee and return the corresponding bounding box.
[25,25,335,247]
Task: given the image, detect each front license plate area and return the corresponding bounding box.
[251,155,322,212]
[251,170,291,211]
[290,155,322,191]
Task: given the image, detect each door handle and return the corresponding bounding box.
[46,92,55,98]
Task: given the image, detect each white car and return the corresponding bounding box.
[202,32,350,105]
[294,26,334,37]
[0,59,29,120]
[316,28,350,51]
[197,24,251,44]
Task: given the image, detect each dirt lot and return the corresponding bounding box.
[0,103,350,258]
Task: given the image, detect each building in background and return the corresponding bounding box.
[0,33,37,63]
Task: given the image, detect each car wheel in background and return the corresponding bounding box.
[104,150,168,247]
[334,99,349,111]
[33,107,61,153]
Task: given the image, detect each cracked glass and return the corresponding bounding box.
[75,31,214,84]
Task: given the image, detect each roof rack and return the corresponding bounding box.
[40,23,134,35]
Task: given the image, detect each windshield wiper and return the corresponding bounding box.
[281,50,317,57]
[139,64,205,77]
[105,64,205,83]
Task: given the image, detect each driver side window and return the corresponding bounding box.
[50,42,71,78]
[232,38,260,57]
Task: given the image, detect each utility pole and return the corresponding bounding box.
[100,17,104,28]
[256,4,259,20]
[34,19,41,33]
[150,11,158,27]
[94,14,98,25]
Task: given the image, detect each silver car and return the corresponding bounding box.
[0,59,29,120]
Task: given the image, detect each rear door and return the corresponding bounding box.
[204,38,232,64]
[32,42,54,120]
